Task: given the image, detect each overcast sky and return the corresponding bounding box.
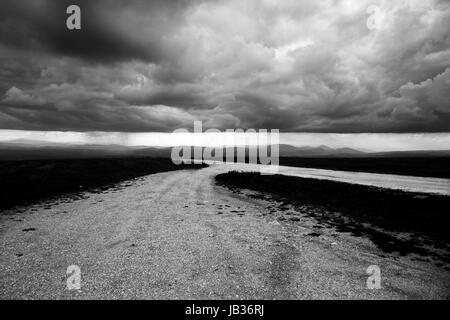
[0,0,449,136]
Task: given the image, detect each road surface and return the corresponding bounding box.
[223,162,450,195]
[1,164,448,299]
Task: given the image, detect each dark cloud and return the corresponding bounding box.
[0,0,449,132]
[0,0,194,63]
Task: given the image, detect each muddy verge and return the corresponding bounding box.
[215,171,450,268]
[0,158,207,211]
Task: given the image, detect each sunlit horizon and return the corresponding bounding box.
[1,129,449,152]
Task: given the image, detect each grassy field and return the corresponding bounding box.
[216,171,450,265]
[0,158,206,211]
[279,157,450,179]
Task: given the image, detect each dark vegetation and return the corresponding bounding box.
[0,158,206,211]
[279,157,450,179]
[216,171,450,264]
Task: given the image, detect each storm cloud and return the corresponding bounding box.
[0,0,449,132]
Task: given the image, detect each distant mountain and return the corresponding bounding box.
[0,141,170,160]
[368,150,450,158]
[277,145,450,158]
[0,140,448,160]
[131,145,449,158]
[277,144,364,157]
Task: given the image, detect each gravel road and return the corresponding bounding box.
[1,164,448,299]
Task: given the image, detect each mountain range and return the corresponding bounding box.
[0,140,449,160]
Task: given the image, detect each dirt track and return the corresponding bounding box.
[1,165,448,299]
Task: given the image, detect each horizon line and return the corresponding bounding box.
[1,129,450,152]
